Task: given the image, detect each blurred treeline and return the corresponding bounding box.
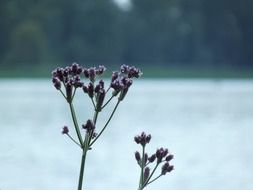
[0,0,252,77]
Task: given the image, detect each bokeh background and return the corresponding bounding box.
[1,0,253,190]
[0,0,252,77]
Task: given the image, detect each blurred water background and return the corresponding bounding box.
[0,79,253,190]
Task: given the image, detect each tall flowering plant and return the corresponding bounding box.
[51,63,174,190]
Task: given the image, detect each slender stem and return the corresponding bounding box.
[93,110,99,125]
[106,86,111,93]
[89,100,120,147]
[69,103,83,146]
[91,98,96,109]
[59,89,67,99]
[139,145,145,189]
[78,149,87,190]
[147,174,162,185]
[71,88,77,101]
[67,134,81,148]
[101,95,114,109]
[143,163,159,187]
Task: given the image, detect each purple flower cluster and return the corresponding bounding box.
[110,64,141,101]
[62,126,69,134]
[83,65,106,82]
[82,119,97,139]
[134,132,174,187]
[52,63,141,104]
[82,120,95,133]
[52,63,85,102]
[134,132,151,146]
[83,79,105,111]
[161,162,174,175]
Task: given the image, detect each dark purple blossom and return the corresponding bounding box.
[156,148,168,163]
[135,151,141,162]
[96,89,105,111]
[96,65,106,75]
[134,132,151,146]
[165,154,174,162]
[111,71,119,82]
[111,78,124,93]
[52,77,61,90]
[82,119,95,133]
[148,154,156,163]
[66,82,73,103]
[144,153,148,165]
[128,66,142,78]
[62,126,69,134]
[161,162,174,175]
[109,65,142,101]
[83,66,106,82]
[120,64,129,74]
[86,83,94,98]
[144,167,150,182]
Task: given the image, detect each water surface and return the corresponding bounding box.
[0,79,253,190]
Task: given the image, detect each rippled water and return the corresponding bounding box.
[0,79,253,190]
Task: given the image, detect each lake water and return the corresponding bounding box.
[0,79,253,190]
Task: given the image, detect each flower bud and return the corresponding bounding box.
[96,89,105,112]
[88,68,96,82]
[165,154,174,162]
[144,167,150,182]
[66,82,73,103]
[120,64,129,74]
[83,68,89,78]
[135,151,141,162]
[87,83,94,98]
[96,65,106,75]
[111,71,119,82]
[52,77,61,90]
[62,126,69,134]
[148,154,156,163]
[161,162,174,175]
[82,119,95,133]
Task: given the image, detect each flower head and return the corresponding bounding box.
[134,132,151,146]
[161,162,174,175]
[62,126,69,135]
[82,119,95,133]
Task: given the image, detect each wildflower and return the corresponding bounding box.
[156,148,168,163]
[83,83,94,98]
[165,154,174,162]
[144,167,150,182]
[148,154,156,163]
[96,65,106,75]
[82,119,95,133]
[161,162,174,175]
[134,132,152,146]
[62,126,69,134]
[135,151,141,162]
[96,89,105,111]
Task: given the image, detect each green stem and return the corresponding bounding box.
[78,149,87,190]
[89,100,120,147]
[91,98,96,109]
[139,145,145,189]
[69,103,83,147]
[101,95,114,109]
[59,89,67,99]
[67,134,81,148]
[71,88,77,101]
[146,174,162,185]
[143,163,159,187]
